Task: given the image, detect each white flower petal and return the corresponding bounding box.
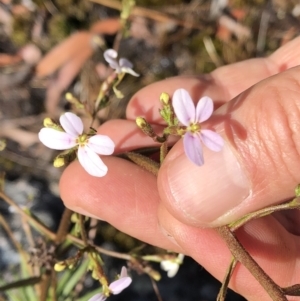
[120,67,140,77]
[87,135,115,155]
[87,293,107,301]
[60,112,83,136]
[167,265,179,278]
[195,96,214,123]
[200,130,224,152]
[109,277,132,295]
[160,261,179,278]
[172,89,195,126]
[77,146,108,177]
[103,49,119,70]
[39,128,77,150]
[183,133,204,166]
[160,260,173,271]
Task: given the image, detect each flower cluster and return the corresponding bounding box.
[88,267,132,301]
[172,88,224,166]
[39,112,115,177]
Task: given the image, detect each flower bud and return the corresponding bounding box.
[53,156,65,168]
[54,262,67,272]
[43,117,56,128]
[160,92,170,105]
[136,117,155,138]
[0,139,6,151]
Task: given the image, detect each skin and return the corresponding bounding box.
[60,36,300,300]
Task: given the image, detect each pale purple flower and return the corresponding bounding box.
[103,49,139,77]
[109,266,132,294]
[38,112,115,177]
[87,267,132,301]
[172,89,224,166]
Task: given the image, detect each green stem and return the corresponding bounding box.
[217,257,237,301]
[0,191,56,240]
[229,197,300,231]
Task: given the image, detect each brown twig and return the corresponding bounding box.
[216,226,287,301]
[54,208,73,245]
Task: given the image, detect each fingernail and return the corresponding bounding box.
[166,142,250,226]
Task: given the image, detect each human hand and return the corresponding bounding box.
[60,36,300,300]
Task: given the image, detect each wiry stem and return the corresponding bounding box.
[216,226,287,301]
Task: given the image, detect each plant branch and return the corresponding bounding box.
[216,226,287,301]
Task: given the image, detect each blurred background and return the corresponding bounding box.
[0,0,300,300]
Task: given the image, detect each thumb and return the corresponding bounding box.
[158,66,300,227]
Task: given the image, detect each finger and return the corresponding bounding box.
[158,66,300,227]
[158,204,299,301]
[60,158,182,252]
[126,36,300,123]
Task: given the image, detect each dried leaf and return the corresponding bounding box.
[36,31,93,77]
[45,45,93,114]
[90,18,121,34]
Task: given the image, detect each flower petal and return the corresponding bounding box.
[87,135,115,155]
[183,133,204,166]
[200,130,224,152]
[119,58,140,76]
[160,261,179,278]
[119,58,133,69]
[195,96,214,123]
[87,293,107,301]
[77,146,108,177]
[120,266,128,278]
[39,128,77,150]
[120,67,140,77]
[109,277,132,295]
[172,89,195,126]
[60,112,83,136]
[103,49,119,70]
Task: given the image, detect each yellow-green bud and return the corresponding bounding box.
[54,262,66,272]
[135,117,156,138]
[160,92,170,105]
[0,139,6,151]
[43,117,55,128]
[53,157,65,168]
[71,212,79,223]
[136,117,147,129]
[150,270,161,281]
[91,269,99,280]
[295,184,300,197]
[65,92,73,101]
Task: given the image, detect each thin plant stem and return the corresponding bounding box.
[55,208,73,245]
[217,257,237,301]
[79,214,89,245]
[229,198,300,231]
[216,226,287,301]
[0,191,56,240]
